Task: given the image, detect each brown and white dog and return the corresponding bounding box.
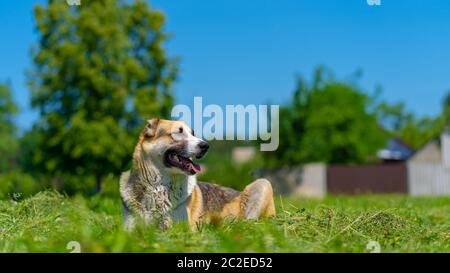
[120,118,275,230]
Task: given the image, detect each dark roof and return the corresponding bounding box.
[378,138,415,161]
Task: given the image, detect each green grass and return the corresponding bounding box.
[0,191,449,253]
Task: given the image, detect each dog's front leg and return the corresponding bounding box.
[145,184,173,230]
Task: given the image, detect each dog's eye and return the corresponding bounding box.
[179,127,183,134]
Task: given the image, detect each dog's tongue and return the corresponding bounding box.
[191,162,201,173]
[181,156,201,174]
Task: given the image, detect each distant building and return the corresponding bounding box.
[256,131,450,197]
[232,147,256,164]
[407,131,450,195]
[255,164,327,197]
[377,138,414,162]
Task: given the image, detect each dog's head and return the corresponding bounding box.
[139,118,209,175]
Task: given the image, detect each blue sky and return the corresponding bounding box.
[1,0,450,131]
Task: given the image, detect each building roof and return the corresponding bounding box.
[378,138,415,161]
[408,131,450,165]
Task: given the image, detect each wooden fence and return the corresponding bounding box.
[407,163,450,195]
[256,162,450,197]
[327,163,408,194]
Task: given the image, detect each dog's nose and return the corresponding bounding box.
[198,141,209,152]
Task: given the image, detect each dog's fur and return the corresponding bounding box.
[120,118,275,230]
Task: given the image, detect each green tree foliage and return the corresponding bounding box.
[0,83,19,173]
[264,68,386,167]
[28,0,178,191]
[376,101,444,149]
[444,92,450,129]
[17,125,43,174]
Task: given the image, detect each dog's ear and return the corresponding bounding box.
[144,118,160,138]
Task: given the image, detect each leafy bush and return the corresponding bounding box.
[0,171,44,200]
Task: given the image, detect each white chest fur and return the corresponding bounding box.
[165,175,197,222]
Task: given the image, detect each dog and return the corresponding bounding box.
[120,118,275,230]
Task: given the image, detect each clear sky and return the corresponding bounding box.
[1,0,450,131]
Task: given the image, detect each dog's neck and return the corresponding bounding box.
[163,173,197,209]
[131,148,197,209]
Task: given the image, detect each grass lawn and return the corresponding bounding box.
[0,191,449,253]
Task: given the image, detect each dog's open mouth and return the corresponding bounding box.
[165,152,201,175]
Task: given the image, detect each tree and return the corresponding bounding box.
[264,67,386,167]
[376,101,444,149]
[29,0,178,192]
[376,102,409,132]
[444,92,450,129]
[17,125,43,174]
[0,83,19,173]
